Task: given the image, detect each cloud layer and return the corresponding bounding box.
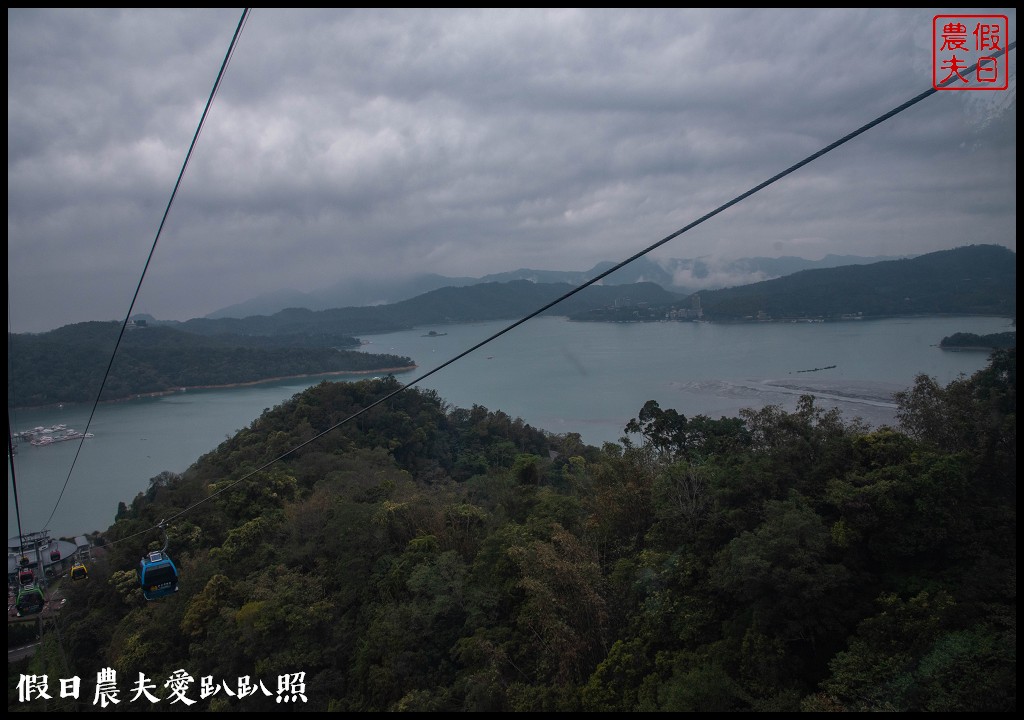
[8,8,1016,332]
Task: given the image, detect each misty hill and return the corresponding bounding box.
[568,245,1017,323]
[688,245,1015,321]
[206,254,901,319]
[176,281,683,338]
[204,274,480,319]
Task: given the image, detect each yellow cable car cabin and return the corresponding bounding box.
[70,562,89,581]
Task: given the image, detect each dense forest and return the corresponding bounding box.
[940,331,1016,349]
[10,348,1015,712]
[8,322,414,407]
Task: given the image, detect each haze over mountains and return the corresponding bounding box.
[119,246,1014,333]
[206,253,906,319]
[12,245,1014,408]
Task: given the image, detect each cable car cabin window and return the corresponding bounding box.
[139,553,179,600]
[145,564,178,587]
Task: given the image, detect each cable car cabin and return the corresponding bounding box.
[19,568,35,586]
[139,551,179,600]
[70,562,89,581]
[19,555,30,567]
[50,548,61,562]
[16,586,46,617]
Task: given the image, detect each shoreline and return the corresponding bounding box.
[938,345,1007,352]
[12,365,419,411]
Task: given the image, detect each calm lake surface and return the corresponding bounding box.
[8,315,1013,537]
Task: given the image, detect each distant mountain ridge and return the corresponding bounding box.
[206,254,904,319]
[16,246,1012,406]
[563,245,1015,322]
[693,244,1015,320]
[142,246,1014,339]
[176,281,683,338]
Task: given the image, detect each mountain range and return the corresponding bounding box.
[123,245,1014,338]
[15,245,1014,407]
[205,253,906,319]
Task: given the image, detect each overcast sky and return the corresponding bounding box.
[8,8,1017,333]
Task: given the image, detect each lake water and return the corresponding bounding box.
[8,315,1013,538]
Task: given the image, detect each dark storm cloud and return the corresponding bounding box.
[7,8,1016,332]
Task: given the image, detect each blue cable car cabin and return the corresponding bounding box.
[16,586,46,617]
[139,551,179,600]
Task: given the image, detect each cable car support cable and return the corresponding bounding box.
[37,8,253,533]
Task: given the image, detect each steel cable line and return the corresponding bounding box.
[37,8,253,532]
[105,38,1017,546]
[9,415,28,554]
[8,302,29,551]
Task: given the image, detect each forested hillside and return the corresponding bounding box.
[8,282,679,407]
[694,244,1015,320]
[12,349,1015,712]
[8,322,413,407]
[940,331,1016,349]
